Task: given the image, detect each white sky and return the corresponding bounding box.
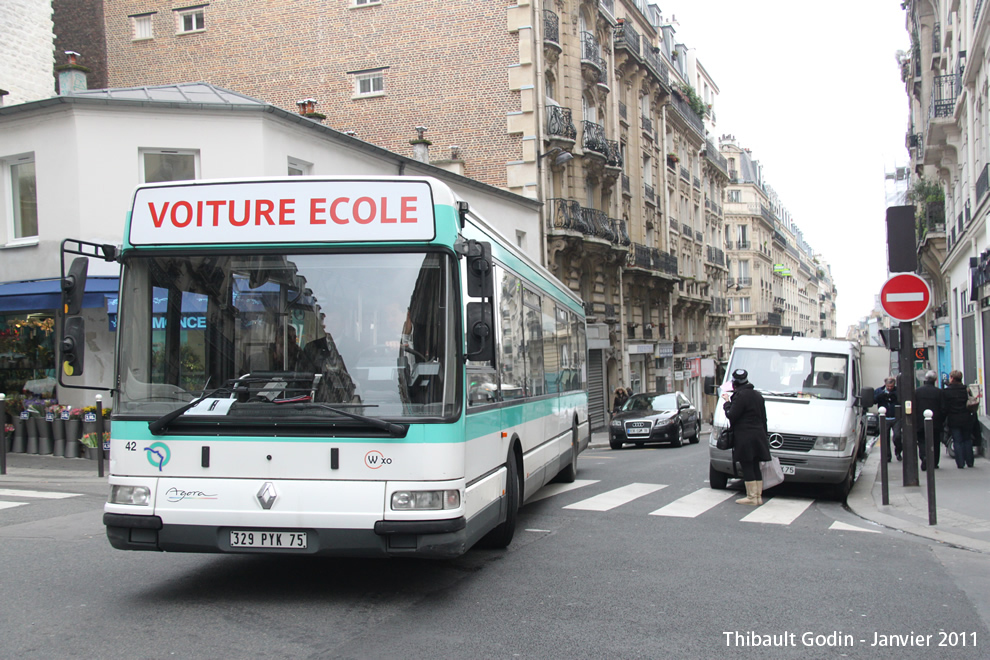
[665,1,909,333]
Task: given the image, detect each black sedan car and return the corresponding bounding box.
[609,391,701,449]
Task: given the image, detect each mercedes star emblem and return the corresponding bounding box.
[768,433,784,449]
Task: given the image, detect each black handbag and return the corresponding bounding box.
[716,427,734,450]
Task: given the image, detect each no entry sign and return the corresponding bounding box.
[880,273,931,322]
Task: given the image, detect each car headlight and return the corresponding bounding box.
[813,436,847,451]
[391,489,460,510]
[654,418,673,428]
[109,485,151,506]
[611,419,622,428]
[710,427,724,448]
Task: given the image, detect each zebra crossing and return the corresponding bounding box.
[0,487,82,512]
[530,480,878,531]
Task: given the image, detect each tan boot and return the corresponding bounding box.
[755,480,763,505]
[736,481,759,505]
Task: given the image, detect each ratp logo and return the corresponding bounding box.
[145,442,171,471]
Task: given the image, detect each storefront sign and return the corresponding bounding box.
[628,343,655,354]
[656,342,674,358]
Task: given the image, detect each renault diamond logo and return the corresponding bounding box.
[257,482,278,510]
[768,433,784,449]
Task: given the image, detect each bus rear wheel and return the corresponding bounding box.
[480,449,519,548]
[555,425,579,483]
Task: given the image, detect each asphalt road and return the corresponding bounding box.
[0,440,987,659]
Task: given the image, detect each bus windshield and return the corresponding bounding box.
[728,348,849,401]
[116,251,457,422]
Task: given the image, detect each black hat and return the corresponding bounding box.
[731,369,749,385]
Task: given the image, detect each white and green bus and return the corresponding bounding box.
[60,176,588,558]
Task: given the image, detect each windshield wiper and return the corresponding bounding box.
[148,384,233,435]
[313,403,408,437]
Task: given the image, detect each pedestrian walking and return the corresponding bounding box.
[913,370,943,471]
[721,368,771,506]
[612,387,628,416]
[875,377,901,461]
[943,370,975,469]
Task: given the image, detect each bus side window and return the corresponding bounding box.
[468,367,498,406]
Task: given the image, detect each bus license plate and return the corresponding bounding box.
[781,465,796,475]
[230,530,307,549]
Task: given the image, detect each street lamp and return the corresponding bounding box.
[538,146,573,167]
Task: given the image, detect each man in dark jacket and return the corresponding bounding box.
[943,370,975,468]
[875,377,901,461]
[913,370,943,470]
[721,368,771,506]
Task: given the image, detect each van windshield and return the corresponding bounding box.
[728,348,848,400]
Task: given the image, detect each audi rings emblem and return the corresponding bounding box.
[768,433,784,449]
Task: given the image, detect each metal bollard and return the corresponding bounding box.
[878,407,889,506]
[96,395,105,478]
[924,409,937,526]
[0,393,6,476]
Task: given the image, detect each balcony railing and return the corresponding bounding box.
[930,74,958,118]
[581,207,616,242]
[693,175,701,190]
[580,32,605,73]
[621,174,630,194]
[673,342,684,354]
[643,47,669,87]
[705,140,729,177]
[641,115,653,135]
[604,303,616,319]
[605,139,622,168]
[669,91,705,135]
[736,240,751,249]
[615,218,631,246]
[757,312,782,326]
[695,230,703,242]
[669,217,678,231]
[546,105,576,140]
[706,245,725,266]
[546,198,588,234]
[977,163,989,205]
[618,101,627,121]
[582,120,608,156]
[644,184,655,203]
[687,342,698,353]
[614,20,640,56]
[680,166,690,182]
[736,277,753,287]
[682,223,692,236]
[543,10,559,45]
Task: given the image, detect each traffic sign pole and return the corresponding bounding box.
[899,322,919,487]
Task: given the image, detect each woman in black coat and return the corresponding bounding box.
[722,369,771,505]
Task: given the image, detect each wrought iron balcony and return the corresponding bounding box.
[641,115,653,135]
[704,140,729,177]
[547,198,592,235]
[645,184,655,203]
[977,164,989,205]
[682,223,692,236]
[604,303,616,319]
[621,174,630,194]
[687,342,698,353]
[614,20,640,56]
[643,48,668,87]
[680,166,690,182]
[618,101,627,121]
[669,91,705,135]
[580,32,605,73]
[655,249,678,275]
[757,312,781,326]
[930,74,958,118]
[706,245,725,266]
[736,277,752,287]
[673,342,684,354]
[736,240,751,249]
[760,204,775,225]
[605,139,622,168]
[615,218,631,246]
[543,10,559,45]
[582,206,616,242]
[693,175,701,190]
[632,243,653,269]
[669,217,678,231]
[700,342,708,351]
[582,120,608,156]
[546,105,576,140]
[695,230,703,242]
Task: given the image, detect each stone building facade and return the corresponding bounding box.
[0,0,56,105]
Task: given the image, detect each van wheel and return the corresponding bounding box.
[709,463,728,490]
[832,461,855,502]
[480,450,519,548]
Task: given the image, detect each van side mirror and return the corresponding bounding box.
[62,257,89,316]
[465,302,494,363]
[704,376,715,395]
[465,240,494,299]
[61,316,86,376]
[858,387,875,410]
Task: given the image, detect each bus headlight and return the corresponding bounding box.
[813,436,847,451]
[109,485,151,506]
[391,489,461,510]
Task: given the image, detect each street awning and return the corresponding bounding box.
[0,277,119,313]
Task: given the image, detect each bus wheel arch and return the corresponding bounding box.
[479,438,521,549]
[554,418,580,483]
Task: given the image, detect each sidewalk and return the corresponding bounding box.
[0,451,110,487]
[847,443,990,554]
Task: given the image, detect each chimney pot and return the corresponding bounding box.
[65,50,80,66]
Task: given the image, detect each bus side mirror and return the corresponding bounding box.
[704,376,715,395]
[62,257,89,316]
[465,240,494,299]
[858,387,875,410]
[465,302,494,363]
[61,316,86,376]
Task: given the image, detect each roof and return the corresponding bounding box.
[64,82,266,106]
[732,335,859,355]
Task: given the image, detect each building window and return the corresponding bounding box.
[131,13,155,40]
[287,158,311,176]
[728,190,741,203]
[141,149,198,183]
[4,154,38,242]
[351,69,385,98]
[738,297,751,313]
[175,6,206,34]
[353,0,381,5]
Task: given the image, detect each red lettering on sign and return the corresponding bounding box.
[255,199,275,226]
[171,201,193,228]
[310,198,326,225]
[229,200,249,226]
[330,198,348,225]
[400,197,417,223]
[381,197,396,223]
[205,200,225,226]
[279,199,295,225]
[353,197,375,224]
[148,202,170,228]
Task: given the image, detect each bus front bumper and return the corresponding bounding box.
[104,512,469,558]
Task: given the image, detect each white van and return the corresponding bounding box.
[708,336,874,500]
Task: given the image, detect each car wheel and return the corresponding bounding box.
[480,450,519,548]
[688,419,701,444]
[609,437,623,450]
[709,463,729,490]
[670,423,683,447]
